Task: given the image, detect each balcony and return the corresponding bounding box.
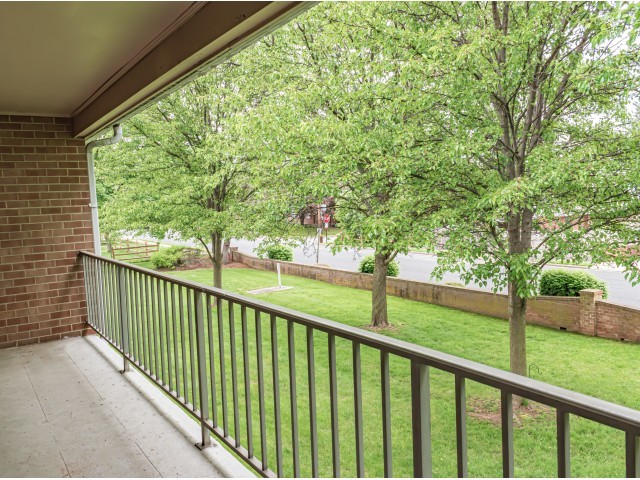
[63,251,640,478]
[0,329,253,477]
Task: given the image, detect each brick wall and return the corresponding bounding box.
[232,250,579,331]
[0,115,92,348]
[232,250,638,343]
[595,300,640,342]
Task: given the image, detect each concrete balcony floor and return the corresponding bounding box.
[0,335,253,478]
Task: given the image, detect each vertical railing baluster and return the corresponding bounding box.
[95,259,103,331]
[85,257,95,327]
[113,264,120,344]
[172,284,179,395]
[353,342,364,478]
[456,374,468,478]
[288,320,300,477]
[109,263,117,343]
[241,305,253,458]
[329,333,340,477]
[127,269,137,364]
[98,259,106,333]
[150,275,158,377]
[97,259,107,334]
[144,274,152,373]
[97,259,106,333]
[179,286,188,402]
[137,272,144,368]
[271,314,283,477]
[81,256,92,327]
[207,294,218,428]
[117,266,130,372]
[157,278,165,384]
[89,258,97,330]
[164,281,171,389]
[187,289,197,410]
[82,256,91,323]
[411,361,432,478]
[307,326,319,477]
[194,290,211,448]
[103,262,112,340]
[136,271,144,365]
[626,431,639,478]
[126,270,135,363]
[255,311,268,471]
[217,297,229,436]
[501,391,514,478]
[381,351,392,478]
[557,410,570,478]
[90,258,99,329]
[229,302,241,446]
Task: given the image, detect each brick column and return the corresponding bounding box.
[0,115,92,348]
[579,289,603,337]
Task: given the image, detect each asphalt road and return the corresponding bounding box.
[134,235,640,308]
[232,239,640,308]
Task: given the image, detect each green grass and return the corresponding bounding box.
[112,266,640,477]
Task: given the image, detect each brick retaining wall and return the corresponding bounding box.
[232,250,637,342]
[596,299,640,342]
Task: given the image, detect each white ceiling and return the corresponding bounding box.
[0,1,312,138]
[0,2,196,116]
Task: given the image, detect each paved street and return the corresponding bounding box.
[133,235,640,308]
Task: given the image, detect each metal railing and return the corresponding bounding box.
[79,251,640,478]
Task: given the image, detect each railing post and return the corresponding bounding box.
[455,374,468,478]
[411,361,432,478]
[194,290,211,449]
[501,391,514,478]
[117,266,130,373]
[626,431,639,478]
[557,410,571,478]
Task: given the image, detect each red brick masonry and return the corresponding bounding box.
[233,251,640,343]
[0,115,92,348]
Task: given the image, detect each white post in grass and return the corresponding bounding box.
[277,263,282,289]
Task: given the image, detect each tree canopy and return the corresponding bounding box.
[97,1,640,379]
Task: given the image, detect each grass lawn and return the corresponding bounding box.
[120,265,639,477]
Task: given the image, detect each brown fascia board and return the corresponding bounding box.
[73,1,313,139]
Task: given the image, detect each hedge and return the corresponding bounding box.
[358,255,400,277]
[265,245,294,262]
[539,268,608,299]
[150,246,186,269]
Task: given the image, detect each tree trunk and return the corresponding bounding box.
[507,281,527,376]
[211,232,223,288]
[371,253,389,328]
[508,280,527,409]
[221,238,231,265]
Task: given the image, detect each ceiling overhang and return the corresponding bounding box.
[73,1,312,139]
[0,2,313,139]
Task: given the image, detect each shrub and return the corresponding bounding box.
[539,269,608,299]
[150,246,186,270]
[265,245,294,262]
[358,255,400,277]
[444,281,465,287]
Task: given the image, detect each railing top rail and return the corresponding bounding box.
[79,251,640,432]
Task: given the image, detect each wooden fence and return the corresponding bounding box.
[111,240,159,262]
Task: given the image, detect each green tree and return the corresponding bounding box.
[390,1,640,379]
[249,3,444,327]
[96,62,262,287]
